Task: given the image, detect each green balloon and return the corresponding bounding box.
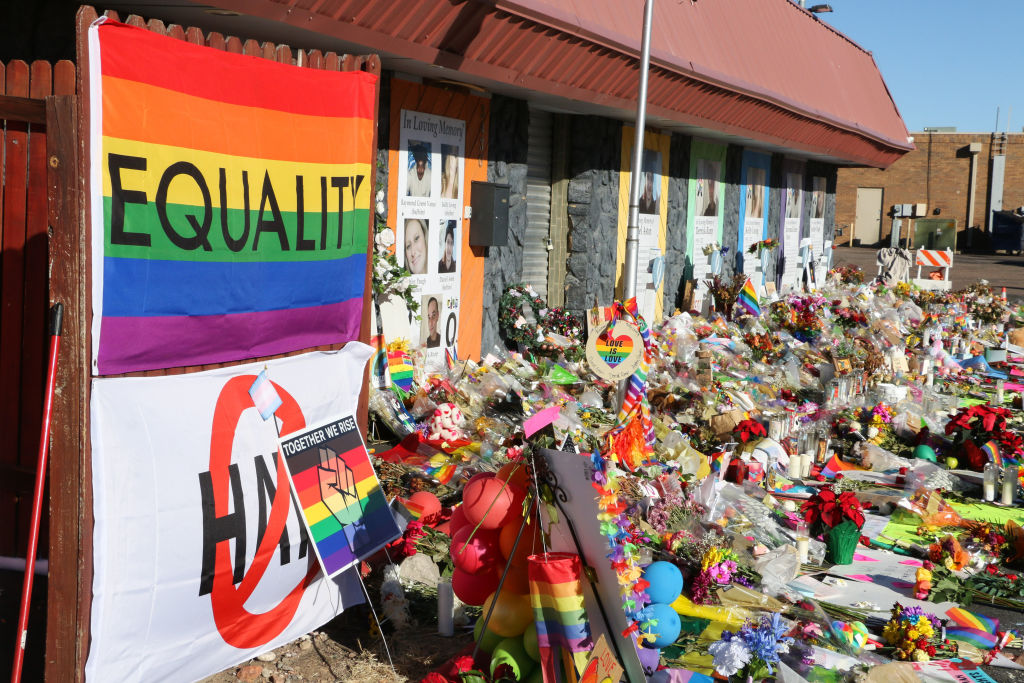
[474,618,505,654]
[523,622,540,662]
[913,444,937,462]
[490,637,537,680]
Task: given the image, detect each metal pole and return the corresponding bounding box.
[622,0,655,302]
[11,304,62,683]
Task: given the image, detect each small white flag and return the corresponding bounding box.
[248,370,282,420]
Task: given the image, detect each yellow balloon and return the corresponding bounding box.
[481,590,534,638]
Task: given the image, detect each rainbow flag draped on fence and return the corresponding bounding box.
[528,553,593,683]
[89,20,375,374]
[735,278,761,317]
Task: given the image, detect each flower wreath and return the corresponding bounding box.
[498,284,547,346]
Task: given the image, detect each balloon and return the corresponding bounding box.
[946,457,959,469]
[503,562,531,595]
[452,567,500,606]
[481,590,534,638]
[914,444,937,462]
[448,506,470,537]
[463,477,516,530]
[497,461,531,491]
[490,637,537,680]
[642,561,684,605]
[451,526,501,575]
[406,491,441,523]
[639,603,681,649]
[499,515,540,565]
[474,617,505,654]
[522,622,540,662]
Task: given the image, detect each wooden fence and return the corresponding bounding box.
[42,6,380,680]
[0,59,75,560]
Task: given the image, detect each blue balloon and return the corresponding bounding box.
[642,561,684,605]
[639,602,681,649]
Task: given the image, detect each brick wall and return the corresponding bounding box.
[835,132,1024,248]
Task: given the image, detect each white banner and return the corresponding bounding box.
[87,347,373,683]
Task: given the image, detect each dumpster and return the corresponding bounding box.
[992,210,1024,254]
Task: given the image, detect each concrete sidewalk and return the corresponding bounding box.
[830,247,1024,302]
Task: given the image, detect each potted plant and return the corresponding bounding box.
[800,486,865,565]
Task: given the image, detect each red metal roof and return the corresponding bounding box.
[209,0,913,167]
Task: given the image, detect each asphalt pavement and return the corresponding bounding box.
[831,247,1024,302]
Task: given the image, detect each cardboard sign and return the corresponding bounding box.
[580,634,624,683]
[586,319,643,381]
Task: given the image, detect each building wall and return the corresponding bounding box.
[482,95,530,353]
[835,132,1024,248]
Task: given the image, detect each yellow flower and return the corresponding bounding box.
[907,629,919,640]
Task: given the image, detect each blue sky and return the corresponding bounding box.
[820,0,1023,133]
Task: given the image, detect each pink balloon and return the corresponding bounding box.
[451,526,501,575]
[463,477,515,530]
[452,566,500,606]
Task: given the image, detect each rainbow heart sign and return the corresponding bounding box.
[586,320,642,381]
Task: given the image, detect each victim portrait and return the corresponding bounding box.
[404,218,429,275]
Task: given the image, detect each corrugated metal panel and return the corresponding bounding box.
[248,0,912,167]
[523,109,552,293]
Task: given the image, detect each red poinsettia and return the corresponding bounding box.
[801,486,865,536]
[732,419,767,444]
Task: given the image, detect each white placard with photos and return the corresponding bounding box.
[394,110,466,365]
[692,158,721,286]
[781,172,803,290]
[742,167,768,281]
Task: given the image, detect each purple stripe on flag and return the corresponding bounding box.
[97,298,364,374]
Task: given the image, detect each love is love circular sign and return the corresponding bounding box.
[586,319,644,381]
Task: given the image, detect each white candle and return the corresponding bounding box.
[800,453,813,478]
[984,481,996,502]
[787,456,801,478]
[796,527,810,564]
[926,371,934,387]
[1002,479,1015,506]
[997,381,1005,405]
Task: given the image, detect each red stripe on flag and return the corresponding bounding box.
[97,20,377,119]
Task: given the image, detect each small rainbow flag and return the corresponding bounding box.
[387,346,415,395]
[528,552,593,683]
[981,440,1003,467]
[735,278,761,316]
[89,21,375,374]
[820,453,865,479]
[946,627,1000,649]
[947,607,998,634]
[280,416,401,578]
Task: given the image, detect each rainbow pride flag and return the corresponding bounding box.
[981,440,1003,467]
[280,416,400,578]
[820,453,865,479]
[735,278,761,317]
[946,627,1000,649]
[89,21,375,374]
[946,607,998,634]
[387,347,415,394]
[528,552,593,683]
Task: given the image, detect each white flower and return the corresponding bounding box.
[375,200,386,216]
[375,227,395,248]
[375,189,385,202]
[708,638,751,677]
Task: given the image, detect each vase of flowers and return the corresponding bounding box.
[800,486,865,565]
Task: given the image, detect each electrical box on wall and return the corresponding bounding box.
[469,181,510,247]
[914,203,927,217]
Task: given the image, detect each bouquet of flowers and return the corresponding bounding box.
[708,613,794,681]
[733,419,767,444]
[743,331,786,363]
[831,306,868,329]
[945,404,1022,470]
[747,238,779,255]
[497,283,586,361]
[881,604,955,662]
[928,534,971,571]
[703,273,747,315]
[828,263,864,285]
[801,486,864,564]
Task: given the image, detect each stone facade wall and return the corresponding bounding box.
[564,116,622,312]
[721,144,743,280]
[481,95,530,352]
[664,133,690,313]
